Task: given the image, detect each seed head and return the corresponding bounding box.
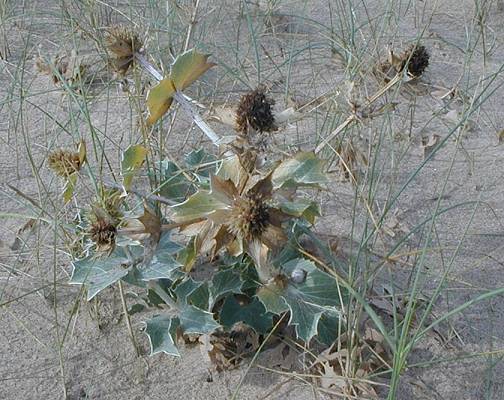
[105,26,143,74]
[401,44,429,77]
[48,150,82,177]
[236,87,276,134]
[228,193,271,241]
[88,218,117,252]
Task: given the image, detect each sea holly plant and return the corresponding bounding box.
[42,24,347,366]
[67,145,344,358]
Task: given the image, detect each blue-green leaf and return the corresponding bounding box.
[272,152,329,189]
[221,296,272,334]
[174,277,204,303]
[139,233,182,281]
[209,269,243,309]
[145,314,180,356]
[70,250,130,301]
[155,160,192,203]
[256,258,342,343]
[179,305,219,334]
[316,310,341,346]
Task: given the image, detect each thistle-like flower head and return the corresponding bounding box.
[228,190,272,242]
[236,87,277,134]
[48,149,82,177]
[88,218,117,252]
[105,26,143,74]
[401,44,429,77]
[85,187,123,252]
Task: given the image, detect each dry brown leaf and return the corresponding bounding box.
[320,361,346,389]
[10,219,37,251]
[259,343,298,371]
[421,134,440,159]
[208,105,237,126]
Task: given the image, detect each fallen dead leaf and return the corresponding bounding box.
[421,134,440,159]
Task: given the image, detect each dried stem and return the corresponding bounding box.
[118,280,140,357]
[315,73,403,154]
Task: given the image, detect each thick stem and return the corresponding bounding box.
[149,281,178,310]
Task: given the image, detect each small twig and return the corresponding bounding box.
[315,73,403,154]
[103,180,177,205]
[118,280,140,356]
[183,0,201,52]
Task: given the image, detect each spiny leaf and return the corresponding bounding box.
[154,160,192,203]
[171,191,228,223]
[146,78,175,126]
[70,250,130,300]
[220,296,273,334]
[121,144,148,190]
[279,199,321,224]
[256,258,343,343]
[208,269,243,309]
[179,305,220,334]
[170,49,215,91]
[174,277,204,304]
[139,247,181,281]
[145,314,180,356]
[146,49,215,125]
[256,280,289,315]
[316,310,341,346]
[272,152,329,189]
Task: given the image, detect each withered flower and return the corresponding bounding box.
[105,25,143,74]
[35,51,87,86]
[206,173,287,254]
[48,149,82,177]
[172,153,325,273]
[400,44,429,78]
[88,217,117,252]
[236,87,277,134]
[172,165,287,259]
[85,188,123,252]
[375,43,430,82]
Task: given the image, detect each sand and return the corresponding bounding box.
[1,0,504,399]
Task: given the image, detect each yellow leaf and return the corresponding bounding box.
[171,49,216,91]
[78,139,87,165]
[146,78,175,126]
[121,144,148,190]
[145,49,215,126]
[63,173,78,203]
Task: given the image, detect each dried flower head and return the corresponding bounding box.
[400,44,429,77]
[88,218,117,252]
[236,87,277,134]
[105,26,143,74]
[48,149,82,177]
[228,192,271,241]
[84,188,124,252]
[35,51,87,87]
